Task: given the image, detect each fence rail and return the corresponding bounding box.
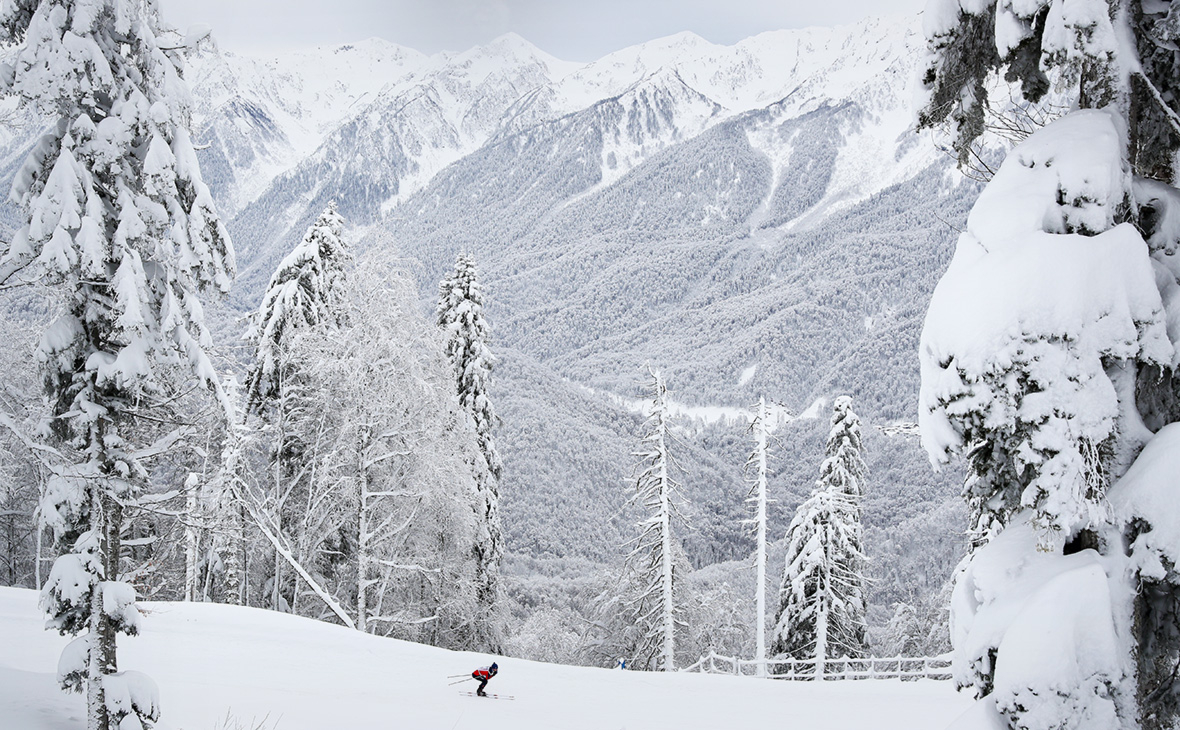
[680,651,953,681]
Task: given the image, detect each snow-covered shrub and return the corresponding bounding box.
[508,606,581,665]
[686,581,752,661]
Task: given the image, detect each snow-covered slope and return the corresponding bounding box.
[0,587,972,730]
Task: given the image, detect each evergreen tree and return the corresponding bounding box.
[879,584,951,659]
[0,1,234,727]
[917,0,1180,179]
[436,253,502,649]
[244,203,349,414]
[918,5,1180,727]
[242,204,349,613]
[771,396,867,677]
[819,396,868,506]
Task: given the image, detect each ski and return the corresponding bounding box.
[460,691,514,700]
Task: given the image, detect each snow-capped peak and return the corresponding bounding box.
[187,15,925,239]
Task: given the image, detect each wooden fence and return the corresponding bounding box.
[680,651,953,681]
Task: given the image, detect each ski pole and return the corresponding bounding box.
[447,674,469,678]
[449,677,473,686]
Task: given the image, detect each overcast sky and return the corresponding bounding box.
[165,0,924,61]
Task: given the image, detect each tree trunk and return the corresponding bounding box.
[223,503,242,606]
[35,519,43,590]
[815,590,828,680]
[357,464,369,634]
[184,474,200,602]
[272,550,282,610]
[87,485,122,730]
[659,432,675,672]
[754,397,768,678]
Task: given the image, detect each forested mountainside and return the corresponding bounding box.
[189,13,978,625]
[0,14,973,636]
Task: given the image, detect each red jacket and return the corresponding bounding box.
[472,666,496,680]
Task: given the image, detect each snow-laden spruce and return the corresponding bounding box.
[917,0,1180,178]
[244,203,349,413]
[918,3,1180,727]
[921,110,1171,544]
[921,109,1180,730]
[436,253,502,650]
[0,0,235,728]
[241,204,351,616]
[771,396,867,676]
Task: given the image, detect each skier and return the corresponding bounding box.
[471,662,498,696]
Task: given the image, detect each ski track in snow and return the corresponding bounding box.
[0,587,973,730]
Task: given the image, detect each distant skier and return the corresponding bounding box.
[471,662,498,696]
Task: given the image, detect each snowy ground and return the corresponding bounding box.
[0,587,973,730]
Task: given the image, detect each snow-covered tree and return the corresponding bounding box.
[182,473,203,602]
[0,304,46,590]
[745,396,772,676]
[819,396,868,505]
[917,0,1180,178]
[581,545,693,672]
[244,203,348,414]
[686,581,753,662]
[918,4,1180,727]
[0,0,235,727]
[201,376,250,606]
[623,367,686,671]
[436,253,502,649]
[0,407,43,588]
[509,606,581,665]
[288,265,482,645]
[877,584,951,659]
[771,396,867,677]
[241,204,349,614]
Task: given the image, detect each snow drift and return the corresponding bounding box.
[0,586,973,730]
